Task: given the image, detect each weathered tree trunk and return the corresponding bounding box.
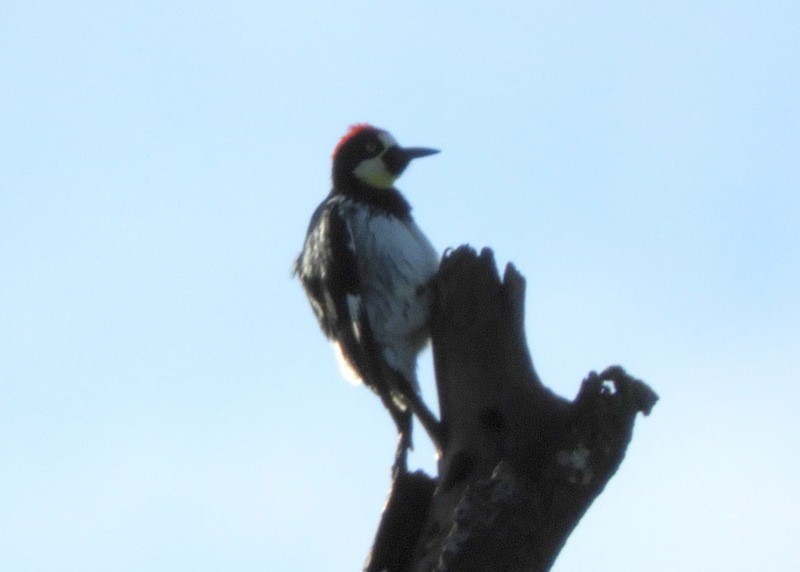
[365,246,658,572]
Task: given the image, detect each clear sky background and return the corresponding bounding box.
[2,2,798,570]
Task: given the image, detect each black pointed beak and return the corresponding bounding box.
[384,146,440,176]
[403,147,440,159]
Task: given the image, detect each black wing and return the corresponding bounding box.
[295,199,380,385]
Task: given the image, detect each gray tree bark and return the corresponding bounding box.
[365,246,658,572]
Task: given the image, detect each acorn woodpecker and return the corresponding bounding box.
[294,124,443,470]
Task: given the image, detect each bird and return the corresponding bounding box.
[294,124,443,472]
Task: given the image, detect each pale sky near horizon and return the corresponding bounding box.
[2,2,799,570]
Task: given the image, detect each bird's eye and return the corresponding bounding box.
[364,141,381,156]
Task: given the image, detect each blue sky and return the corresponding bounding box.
[2,2,798,570]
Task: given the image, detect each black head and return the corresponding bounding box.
[331,124,439,191]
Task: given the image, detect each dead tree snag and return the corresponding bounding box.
[365,246,658,572]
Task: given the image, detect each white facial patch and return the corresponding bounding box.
[352,132,400,189]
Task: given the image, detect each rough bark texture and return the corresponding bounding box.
[364,246,658,572]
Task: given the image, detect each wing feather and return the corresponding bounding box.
[296,199,382,386]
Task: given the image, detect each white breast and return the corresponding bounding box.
[344,202,440,381]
